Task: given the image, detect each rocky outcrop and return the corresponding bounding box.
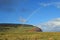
[28,27,42,32]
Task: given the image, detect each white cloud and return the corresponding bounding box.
[37,18,60,32]
[40,2,60,8]
[38,18,60,27]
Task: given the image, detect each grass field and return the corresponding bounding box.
[0,24,60,40]
[0,32,60,40]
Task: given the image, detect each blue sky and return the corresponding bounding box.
[0,0,60,25]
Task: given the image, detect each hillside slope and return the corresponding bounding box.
[0,23,42,33]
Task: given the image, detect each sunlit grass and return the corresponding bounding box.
[0,32,60,40]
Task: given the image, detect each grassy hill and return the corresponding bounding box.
[0,23,42,33]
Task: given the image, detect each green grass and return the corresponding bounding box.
[0,24,37,33]
[0,32,60,40]
[0,26,35,33]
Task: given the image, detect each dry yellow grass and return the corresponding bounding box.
[0,32,60,40]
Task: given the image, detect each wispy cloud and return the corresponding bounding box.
[26,8,40,22]
[40,2,60,8]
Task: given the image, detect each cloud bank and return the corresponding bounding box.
[38,18,60,32]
